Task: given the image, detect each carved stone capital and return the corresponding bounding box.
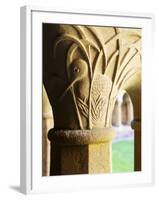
[43,24,141,175]
[43,24,141,130]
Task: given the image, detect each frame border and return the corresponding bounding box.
[20,6,154,194]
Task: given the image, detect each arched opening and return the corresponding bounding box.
[112,91,134,172]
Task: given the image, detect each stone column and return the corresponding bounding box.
[43,24,141,175]
[128,86,141,171]
[122,94,134,125]
[42,87,53,176]
[112,99,122,127]
[132,120,141,171]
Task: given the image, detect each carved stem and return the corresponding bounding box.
[115,48,139,86]
[105,28,121,126]
[86,27,108,73]
[116,52,138,86]
[119,70,138,89]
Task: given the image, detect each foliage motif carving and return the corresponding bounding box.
[45,25,141,130]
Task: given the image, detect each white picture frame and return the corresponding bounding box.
[20,5,154,194]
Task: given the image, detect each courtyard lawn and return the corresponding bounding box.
[112,140,134,173]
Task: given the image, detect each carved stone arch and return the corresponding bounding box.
[122,70,141,171]
[121,58,141,119]
[112,89,134,127]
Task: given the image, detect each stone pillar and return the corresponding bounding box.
[42,87,53,176]
[132,120,141,171]
[128,86,141,171]
[43,24,141,175]
[122,94,133,125]
[112,99,122,126]
[48,128,115,175]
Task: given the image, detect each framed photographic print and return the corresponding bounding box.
[20,6,154,194]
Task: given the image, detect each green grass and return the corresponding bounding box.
[112,140,134,173]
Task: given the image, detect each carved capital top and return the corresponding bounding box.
[43,24,141,130]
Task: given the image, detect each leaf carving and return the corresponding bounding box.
[91,74,112,125]
[77,97,89,118]
[91,95,106,122]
